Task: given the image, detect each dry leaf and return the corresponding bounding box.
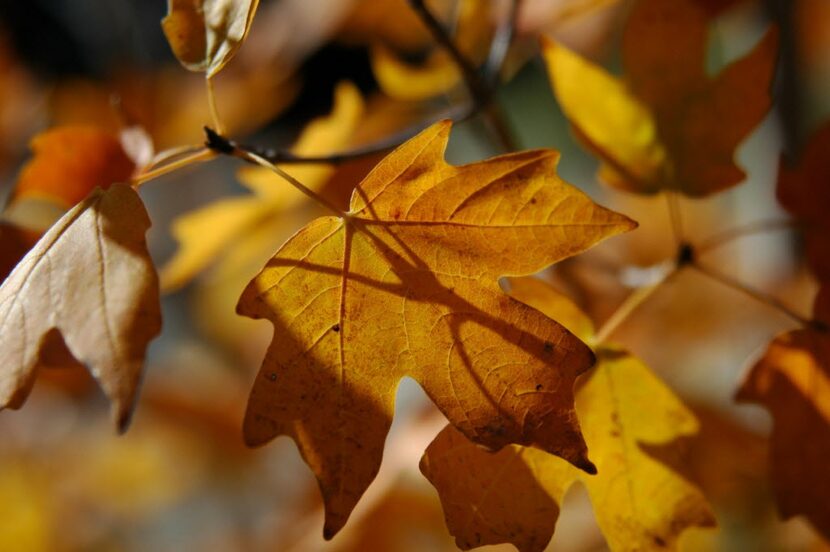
[543,0,778,196]
[12,126,136,208]
[237,121,635,538]
[162,0,260,78]
[736,330,830,540]
[421,277,715,551]
[0,184,161,430]
[161,81,364,292]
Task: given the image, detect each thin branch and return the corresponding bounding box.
[205,128,345,217]
[222,102,474,166]
[131,148,216,188]
[407,0,518,151]
[695,218,797,255]
[592,264,678,345]
[484,0,522,85]
[407,0,490,102]
[691,261,816,328]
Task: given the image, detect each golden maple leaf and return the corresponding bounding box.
[0,184,161,431]
[542,0,778,196]
[237,120,635,537]
[421,277,715,552]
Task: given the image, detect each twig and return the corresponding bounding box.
[592,264,678,345]
[131,148,216,188]
[691,261,816,328]
[218,102,474,166]
[484,0,522,85]
[205,127,345,217]
[407,0,518,151]
[407,0,490,102]
[695,219,797,254]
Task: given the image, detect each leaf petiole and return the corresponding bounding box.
[131,148,216,188]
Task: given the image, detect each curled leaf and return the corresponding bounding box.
[0,184,161,430]
[162,0,260,77]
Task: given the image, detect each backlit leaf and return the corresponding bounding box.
[12,126,136,208]
[162,0,260,78]
[237,121,635,538]
[543,0,778,196]
[421,278,715,552]
[0,184,161,430]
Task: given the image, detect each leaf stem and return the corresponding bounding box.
[690,261,815,328]
[131,148,216,188]
[592,264,677,345]
[695,218,797,255]
[203,126,344,216]
[206,76,225,135]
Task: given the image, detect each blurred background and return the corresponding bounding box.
[0,0,828,550]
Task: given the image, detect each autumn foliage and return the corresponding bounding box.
[0,0,828,550]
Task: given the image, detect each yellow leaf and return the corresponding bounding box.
[736,329,830,540]
[506,276,595,343]
[368,0,493,101]
[238,121,635,538]
[0,184,161,430]
[542,0,778,196]
[162,0,260,78]
[371,44,461,102]
[0,462,52,552]
[542,37,667,191]
[421,279,715,552]
[161,81,364,292]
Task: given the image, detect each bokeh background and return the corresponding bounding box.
[0,0,829,550]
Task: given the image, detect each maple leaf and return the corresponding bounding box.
[542,0,778,196]
[421,277,715,552]
[0,184,161,430]
[162,0,260,78]
[237,121,635,537]
[736,330,830,539]
[12,126,137,208]
[161,81,364,292]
